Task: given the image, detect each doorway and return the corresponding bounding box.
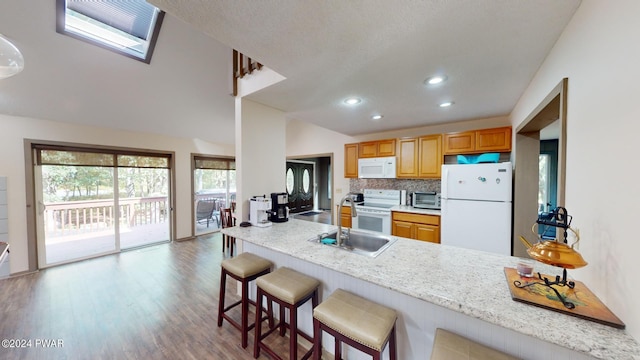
[538,138,559,238]
[286,161,315,214]
[31,144,173,268]
[513,78,567,257]
[192,155,236,236]
[286,155,333,224]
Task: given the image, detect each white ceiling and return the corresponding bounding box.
[1,0,581,143]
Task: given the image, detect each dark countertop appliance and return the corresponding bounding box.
[350,193,364,203]
[412,191,441,210]
[269,192,290,222]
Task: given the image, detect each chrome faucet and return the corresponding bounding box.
[337,193,358,247]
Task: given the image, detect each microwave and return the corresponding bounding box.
[412,191,441,209]
[358,157,396,179]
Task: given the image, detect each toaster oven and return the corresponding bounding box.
[412,191,441,210]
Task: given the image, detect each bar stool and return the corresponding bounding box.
[218,252,273,348]
[254,267,320,360]
[430,328,519,360]
[312,289,397,360]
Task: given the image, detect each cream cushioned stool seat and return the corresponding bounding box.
[430,328,520,360]
[254,267,320,360]
[312,289,397,360]
[217,252,273,349]
[222,252,272,278]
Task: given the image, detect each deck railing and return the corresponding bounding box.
[45,193,236,237]
[45,197,169,236]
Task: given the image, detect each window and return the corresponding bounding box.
[56,0,165,63]
[538,154,551,213]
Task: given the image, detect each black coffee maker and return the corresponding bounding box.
[269,192,289,223]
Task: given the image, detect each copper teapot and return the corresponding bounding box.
[519,233,587,269]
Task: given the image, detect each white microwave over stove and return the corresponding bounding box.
[358,157,396,178]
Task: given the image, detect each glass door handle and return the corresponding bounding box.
[37,200,46,215]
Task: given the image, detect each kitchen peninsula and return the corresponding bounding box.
[221,219,639,359]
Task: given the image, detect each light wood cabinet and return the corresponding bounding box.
[418,135,442,178]
[392,211,440,243]
[397,135,442,178]
[443,126,511,155]
[475,126,512,152]
[443,131,475,154]
[344,143,359,178]
[359,139,396,158]
[339,205,352,228]
[396,138,419,178]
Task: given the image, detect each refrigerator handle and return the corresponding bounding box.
[441,167,449,198]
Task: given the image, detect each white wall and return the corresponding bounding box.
[0,114,234,274]
[286,119,357,221]
[236,99,286,222]
[510,0,640,341]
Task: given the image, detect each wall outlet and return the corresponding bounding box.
[335,188,342,194]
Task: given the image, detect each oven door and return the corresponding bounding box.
[352,207,391,235]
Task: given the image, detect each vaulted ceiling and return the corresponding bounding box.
[1,1,581,143]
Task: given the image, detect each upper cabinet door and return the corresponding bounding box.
[396,138,418,178]
[377,139,396,157]
[418,135,442,178]
[443,131,475,154]
[475,126,512,152]
[344,143,359,178]
[443,127,512,154]
[359,139,396,158]
[359,141,378,158]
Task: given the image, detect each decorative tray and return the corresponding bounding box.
[504,267,624,329]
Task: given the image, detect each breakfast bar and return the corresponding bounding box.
[221,219,640,359]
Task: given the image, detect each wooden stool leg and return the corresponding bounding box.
[217,269,226,327]
[279,305,286,336]
[335,339,342,360]
[253,287,264,358]
[312,319,322,360]
[267,299,274,329]
[241,278,249,348]
[221,234,226,253]
[389,325,397,360]
[289,303,297,360]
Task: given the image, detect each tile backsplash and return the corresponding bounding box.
[350,178,440,201]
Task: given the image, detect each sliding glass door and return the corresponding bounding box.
[193,156,235,236]
[34,146,171,268]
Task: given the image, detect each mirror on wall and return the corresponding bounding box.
[513,78,567,257]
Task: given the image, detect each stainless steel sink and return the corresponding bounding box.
[309,229,397,257]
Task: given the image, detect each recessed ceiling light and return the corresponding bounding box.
[371,115,383,120]
[439,101,454,108]
[344,97,362,105]
[425,75,447,85]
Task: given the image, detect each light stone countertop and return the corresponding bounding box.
[221,219,640,359]
[391,204,441,216]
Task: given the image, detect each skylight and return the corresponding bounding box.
[56,0,165,64]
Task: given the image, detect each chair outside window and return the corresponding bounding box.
[196,200,217,228]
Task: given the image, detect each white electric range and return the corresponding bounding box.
[352,189,401,235]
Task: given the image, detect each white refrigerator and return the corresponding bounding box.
[440,162,512,255]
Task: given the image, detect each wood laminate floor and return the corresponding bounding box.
[0,234,310,359]
[292,211,332,225]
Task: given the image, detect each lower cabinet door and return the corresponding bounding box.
[415,224,440,243]
[392,220,413,239]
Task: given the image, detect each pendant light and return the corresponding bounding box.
[0,34,25,79]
